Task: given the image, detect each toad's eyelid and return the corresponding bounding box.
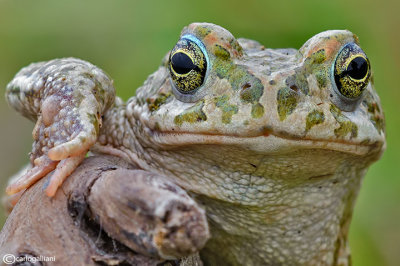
[330,42,348,86]
[181,34,210,70]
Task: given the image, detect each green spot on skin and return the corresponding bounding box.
[174,100,207,126]
[213,44,230,60]
[229,38,243,56]
[213,58,264,103]
[154,122,161,131]
[147,92,172,112]
[214,95,239,123]
[362,92,385,134]
[214,95,239,124]
[214,60,233,78]
[195,26,211,38]
[251,103,264,119]
[87,113,100,135]
[288,49,328,93]
[308,49,326,64]
[82,72,106,106]
[335,121,358,138]
[371,114,385,134]
[240,81,264,103]
[286,73,309,95]
[330,104,358,138]
[315,70,327,88]
[306,109,325,131]
[277,87,298,121]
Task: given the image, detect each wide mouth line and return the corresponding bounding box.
[151,129,375,149]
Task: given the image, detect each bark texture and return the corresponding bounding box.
[0,155,208,265]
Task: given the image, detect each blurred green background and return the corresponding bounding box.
[0,0,399,265]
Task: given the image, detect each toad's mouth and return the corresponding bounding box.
[148,130,384,157]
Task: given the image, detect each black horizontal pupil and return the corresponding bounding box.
[171,52,196,75]
[346,56,368,80]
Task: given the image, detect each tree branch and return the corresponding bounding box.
[0,155,208,265]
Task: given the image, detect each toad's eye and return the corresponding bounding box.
[171,52,197,75]
[169,35,208,97]
[333,43,371,99]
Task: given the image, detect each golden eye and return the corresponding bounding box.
[169,36,208,95]
[333,43,371,99]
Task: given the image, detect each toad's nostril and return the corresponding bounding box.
[242,83,251,90]
[289,85,299,92]
[240,82,253,101]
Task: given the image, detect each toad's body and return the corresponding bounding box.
[5,23,385,265]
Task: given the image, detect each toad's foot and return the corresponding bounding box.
[6,97,97,197]
[6,154,85,197]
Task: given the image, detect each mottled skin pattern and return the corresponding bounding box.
[5,23,385,265]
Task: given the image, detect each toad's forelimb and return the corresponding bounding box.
[5,58,116,197]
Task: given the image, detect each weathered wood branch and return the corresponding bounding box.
[0,155,209,265]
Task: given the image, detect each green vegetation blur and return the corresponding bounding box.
[0,0,399,265]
